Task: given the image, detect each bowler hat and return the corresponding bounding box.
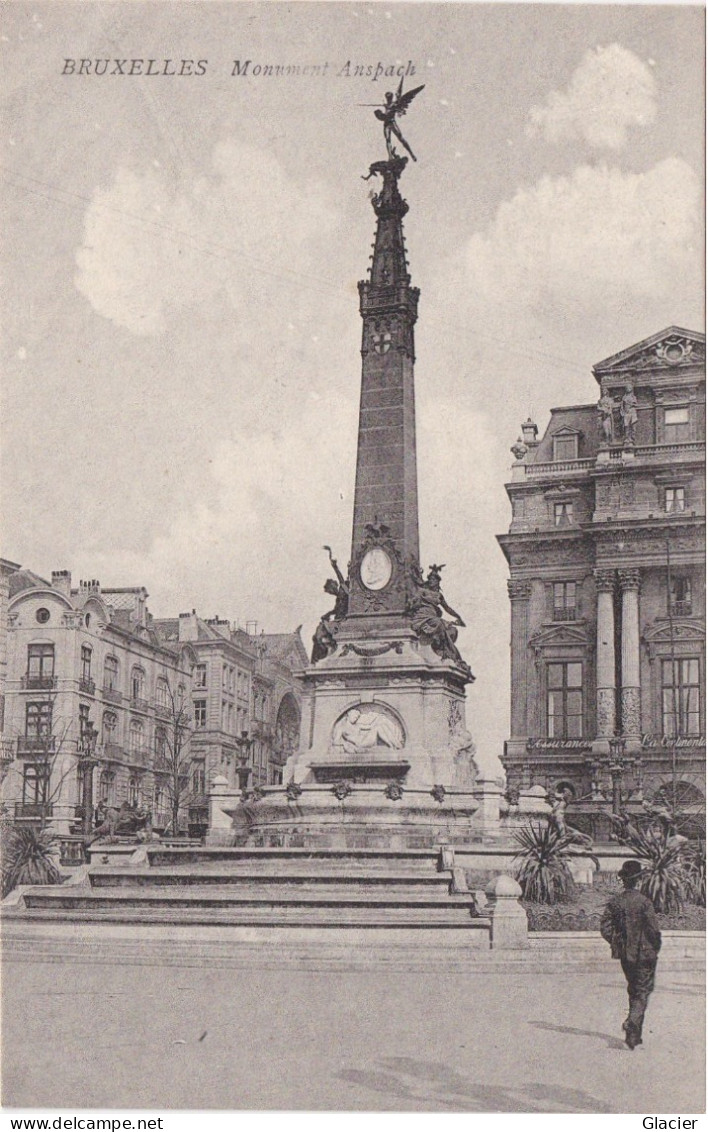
[618,859,642,880]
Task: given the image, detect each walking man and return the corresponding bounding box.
[600,859,662,1049]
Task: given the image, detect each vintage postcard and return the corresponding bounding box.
[1,0,704,1119]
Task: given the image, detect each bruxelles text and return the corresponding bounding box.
[61,58,417,81]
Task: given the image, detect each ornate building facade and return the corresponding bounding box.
[498,327,705,823]
[152,615,306,832]
[3,570,196,832]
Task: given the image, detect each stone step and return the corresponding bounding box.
[25,886,474,910]
[145,847,442,871]
[88,869,453,893]
[22,888,477,926]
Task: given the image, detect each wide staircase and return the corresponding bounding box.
[12,846,486,933]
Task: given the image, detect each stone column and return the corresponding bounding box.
[594,569,616,752]
[619,569,642,751]
[507,580,532,738]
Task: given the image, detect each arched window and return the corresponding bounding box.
[99,769,115,805]
[156,677,170,708]
[128,775,142,806]
[131,667,145,703]
[104,656,120,693]
[129,718,144,753]
[155,726,167,760]
[102,711,117,744]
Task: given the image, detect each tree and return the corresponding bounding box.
[155,683,193,837]
[4,691,79,833]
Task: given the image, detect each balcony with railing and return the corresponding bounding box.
[552,606,577,622]
[14,801,53,819]
[79,677,96,696]
[154,700,172,720]
[17,736,56,757]
[669,600,693,617]
[130,696,150,714]
[125,745,153,769]
[0,738,15,765]
[100,742,126,764]
[20,674,56,691]
[102,685,123,704]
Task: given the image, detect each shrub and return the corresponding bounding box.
[1,826,63,898]
[617,822,692,913]
[513,821,576,905]
[684,843,706,908]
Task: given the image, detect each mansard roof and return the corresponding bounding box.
[592,326,705,382]
[531,404,598,463]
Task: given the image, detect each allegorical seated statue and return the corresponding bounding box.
[333,707,404,753]
[92,800,152,843]
[408,563,473,680]
[311,545,350,664]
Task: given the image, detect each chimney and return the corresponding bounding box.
[178,611,199,642]
[521,418,539,447]
[51,570,72,596]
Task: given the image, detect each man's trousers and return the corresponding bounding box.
[620,958,658,1038]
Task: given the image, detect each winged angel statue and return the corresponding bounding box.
[364,78,426,162]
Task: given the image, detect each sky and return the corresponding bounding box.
[2,1,705,759]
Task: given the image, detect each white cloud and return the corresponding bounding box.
[449,157,701,335]
[75,141,339,337]
[527,44,657,150]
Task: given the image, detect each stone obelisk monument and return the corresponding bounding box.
[238,88,493,847]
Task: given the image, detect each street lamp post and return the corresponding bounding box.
[78,721,99,838]
[607,736,628,815]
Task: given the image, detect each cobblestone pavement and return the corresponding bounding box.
[2,953,704,1112]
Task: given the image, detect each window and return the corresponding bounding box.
[27,643,55,686]
[23,764,49,806]
[155,726,167,759]
[36,608,50,624]
[26,701,52,738]
[662,659,701,737]
[79,703,91,740]
[104,656,119,692]
[81,646,92,681]
[547,662,583,738]
[154,782,164,812]
[194,699,207,728]
[553,582,577,622]
[156,677,170,707]
[99,769,115,805]
[554,502,574,527]
[669,577,692,617]
[129,719,144,752]
[131,667,145,701]
[102,711,117,743]
[194,664,207,689]
[665,487,685,514]
[192,763,206,794]
[128,775,141,806]
[553,435,578,462]
[664,407,690,444]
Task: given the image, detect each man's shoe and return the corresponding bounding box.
[625,1026,639,1050]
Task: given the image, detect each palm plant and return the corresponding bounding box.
[513,821,576,904]
[618,822,691,913]
[1,825,63,898]
[683,843,706,908]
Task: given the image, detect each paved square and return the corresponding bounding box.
[2,952,704,1112]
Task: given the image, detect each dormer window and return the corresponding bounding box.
[553,433,579,462]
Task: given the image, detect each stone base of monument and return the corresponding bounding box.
[214,779,504,849]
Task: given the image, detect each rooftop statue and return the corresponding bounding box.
[362,77,425,164]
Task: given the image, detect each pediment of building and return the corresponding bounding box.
[528,623,589,652]
[643,619,705,645]
[593,327,705,377]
